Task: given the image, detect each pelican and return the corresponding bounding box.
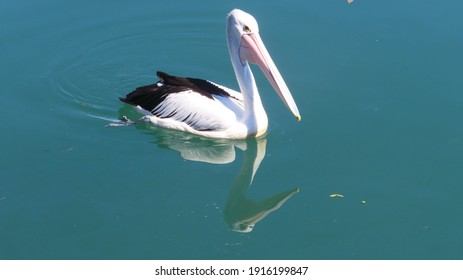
[120,9,301,139]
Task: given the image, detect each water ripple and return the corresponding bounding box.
[46,11,225,124]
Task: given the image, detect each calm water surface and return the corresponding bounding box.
[1,0,463,259]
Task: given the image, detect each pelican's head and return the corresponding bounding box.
[227,9,260,43]
[227,9,301,121]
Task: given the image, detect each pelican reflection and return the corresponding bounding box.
[114,115,298,232]
[224,137,299,232]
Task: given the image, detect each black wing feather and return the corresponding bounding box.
[119,71,231,113]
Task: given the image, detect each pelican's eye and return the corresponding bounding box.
[243,25,251,33]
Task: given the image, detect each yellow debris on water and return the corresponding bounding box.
[329,194,344,198]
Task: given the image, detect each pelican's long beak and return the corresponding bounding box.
[239,33,301,121]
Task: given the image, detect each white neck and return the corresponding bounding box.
[228,40,268,136]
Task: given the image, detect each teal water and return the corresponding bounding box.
[1,0,463,259]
